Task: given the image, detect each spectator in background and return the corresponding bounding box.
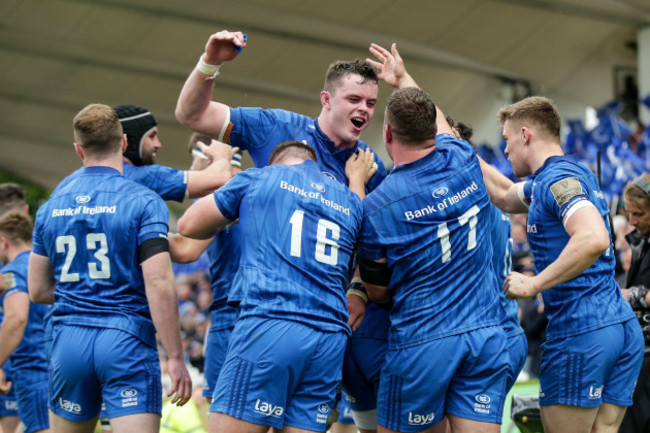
[619,174,650,433]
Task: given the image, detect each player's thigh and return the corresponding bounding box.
[108,412,161,433]
[49,411,98,433]
[540,404,598,433]
[209,404,285,433]
[591,402,627,433]
[445,327,509,425]
[94,328,161,420]
[447,413,499,433]
[49,325,103,422]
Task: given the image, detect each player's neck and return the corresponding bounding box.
[83,156,124,174]
[529,140,563,173]
[390,141,435,167]
[4,242,30,264]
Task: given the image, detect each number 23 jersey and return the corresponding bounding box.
[32,166,169,348]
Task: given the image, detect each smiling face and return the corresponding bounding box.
[319,73,378,149]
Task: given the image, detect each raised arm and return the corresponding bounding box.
[478,158,529,214]
[185,141,239,198]
[368,43,453,136]
[175,30,247,139]
[142,252,192,406]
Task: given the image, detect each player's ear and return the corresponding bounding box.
[320,91,331,110]
[73,142,85,161]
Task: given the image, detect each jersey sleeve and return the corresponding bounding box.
[137,195,170,245]
[2,268,27,298]
[125,164,188,203]
[541,174,592,224]
[31,205,48,257]
[229,107,285,151]
[357,205,386,262]
[213,169,257,221]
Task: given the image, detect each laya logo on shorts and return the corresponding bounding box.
[254,399,284,418]
[588,385,604,399]
[120,389,138,398]
[407,411,435,425]
[59,397,82,413]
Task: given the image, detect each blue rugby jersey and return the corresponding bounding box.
[213,160,362,334]
[54,162,187,202]
[229,107,386,193]
[206,226,239,329]
[488,204,523,338]
[359,134,503,349]
[0,250,49,375]
[522,156,635,339]
[32,166,170,347]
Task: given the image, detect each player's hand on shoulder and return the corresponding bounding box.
[346,148,377,186]
[166,357,193,406]
[204,30,247,65]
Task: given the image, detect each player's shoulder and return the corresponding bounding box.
[234,106,315,130]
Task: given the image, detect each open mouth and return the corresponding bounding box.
[351,117,365,129]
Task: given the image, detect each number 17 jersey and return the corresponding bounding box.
[359,135,503,350]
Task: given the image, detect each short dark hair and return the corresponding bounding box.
[73,104,123,158]
[497,96,561,140]
[0,211,32,244]
[324,59,378,94]
[269,141,318,165]
[187,132,212,153]
[0,183,26,217]
[385,87,437,145]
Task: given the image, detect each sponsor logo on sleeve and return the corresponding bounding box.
[2,272,15,291]
[550,177,584,207]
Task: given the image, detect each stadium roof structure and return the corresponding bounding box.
[1,0,649,190]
